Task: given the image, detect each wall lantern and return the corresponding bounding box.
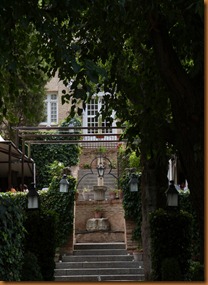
[27,182,39,210]
[59,174,69,193]
[97,163,105,178]
[166,180,179,207]
[129,173,139,192]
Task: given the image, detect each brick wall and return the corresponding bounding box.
[124,219,138,252]
[60,200,139,253]
[75,200,124,232]
[74,199,125,243]
[79,148,118,168]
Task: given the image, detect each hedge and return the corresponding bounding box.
[0,174,75,281]
[150,208,193,281]
[0,193,26,281]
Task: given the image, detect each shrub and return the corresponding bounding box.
[0,193,26,281]
[40,174,76,247]
[20,251,43,281]
[23,210,56,281]
[179,192,200,259]
[187,261,204,281]
[150,208,193,281]
[161,257,182,281]
[120,172,142,242]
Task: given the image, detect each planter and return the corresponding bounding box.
[109,192,116,200]
[133,250,143,261]
[93,186,107,201]
[83,192,90,201]
[94,211,102,218]
[96,135,104,139]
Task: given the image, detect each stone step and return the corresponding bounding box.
[54,267,143,276]
[73,249,127,255]
[62,254,134,262]
[74,242,125,250]
[55,274,144,282]
[54,242,145,282]
[56,260,143,269]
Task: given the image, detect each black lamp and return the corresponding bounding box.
[27,182,39,209]
[97,163,105,178]
[59,174,69,193]
[129,173,139,192]
[166,180,179,207]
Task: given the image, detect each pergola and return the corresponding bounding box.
[10,126,125,189]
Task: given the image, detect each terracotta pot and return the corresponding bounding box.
[83,192,90,200]
[94,211,102,218]
[109,192,116,200]
[96,135,104,139]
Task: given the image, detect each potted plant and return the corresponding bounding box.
[96,134,105,139]
[94,206,103,218]
[133,248,143,261]
[133,240,143,261]
[109,189,117,200]
[82,187,91,200]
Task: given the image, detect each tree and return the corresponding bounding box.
[0,0,204,278]
[0,7,48,140]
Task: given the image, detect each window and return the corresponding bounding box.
[41,94,58,125]
[83,96,113,134]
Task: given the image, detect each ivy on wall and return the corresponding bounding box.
[30,118,81,189]
[0,174,75,281]
[0,193,26,281]
[120,172,142,243]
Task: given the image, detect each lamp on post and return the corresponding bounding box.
[97,163,105,178]
[27,182,39,210]
[166,180,179,207]
[59,174,69,193]
[129,173,139,192]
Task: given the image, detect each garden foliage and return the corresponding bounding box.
[149,208,193,281]
[120,172,142,243]
[0,193,26,281]
[0,174,75,281]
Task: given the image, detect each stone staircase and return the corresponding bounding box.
[54,243,144,282]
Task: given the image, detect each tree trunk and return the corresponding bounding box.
[141,152,167,280]
[150,15,204,263]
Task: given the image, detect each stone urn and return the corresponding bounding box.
[93,186,107,200]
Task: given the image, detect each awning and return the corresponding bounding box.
[0,140,34,178]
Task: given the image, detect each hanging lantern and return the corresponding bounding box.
[27,182,39,209]
[59,174,69,193]
[97,163,105,178]
[166,180,179,207]
[129,173,139,192]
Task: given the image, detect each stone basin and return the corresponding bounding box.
[86,218,110,231]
